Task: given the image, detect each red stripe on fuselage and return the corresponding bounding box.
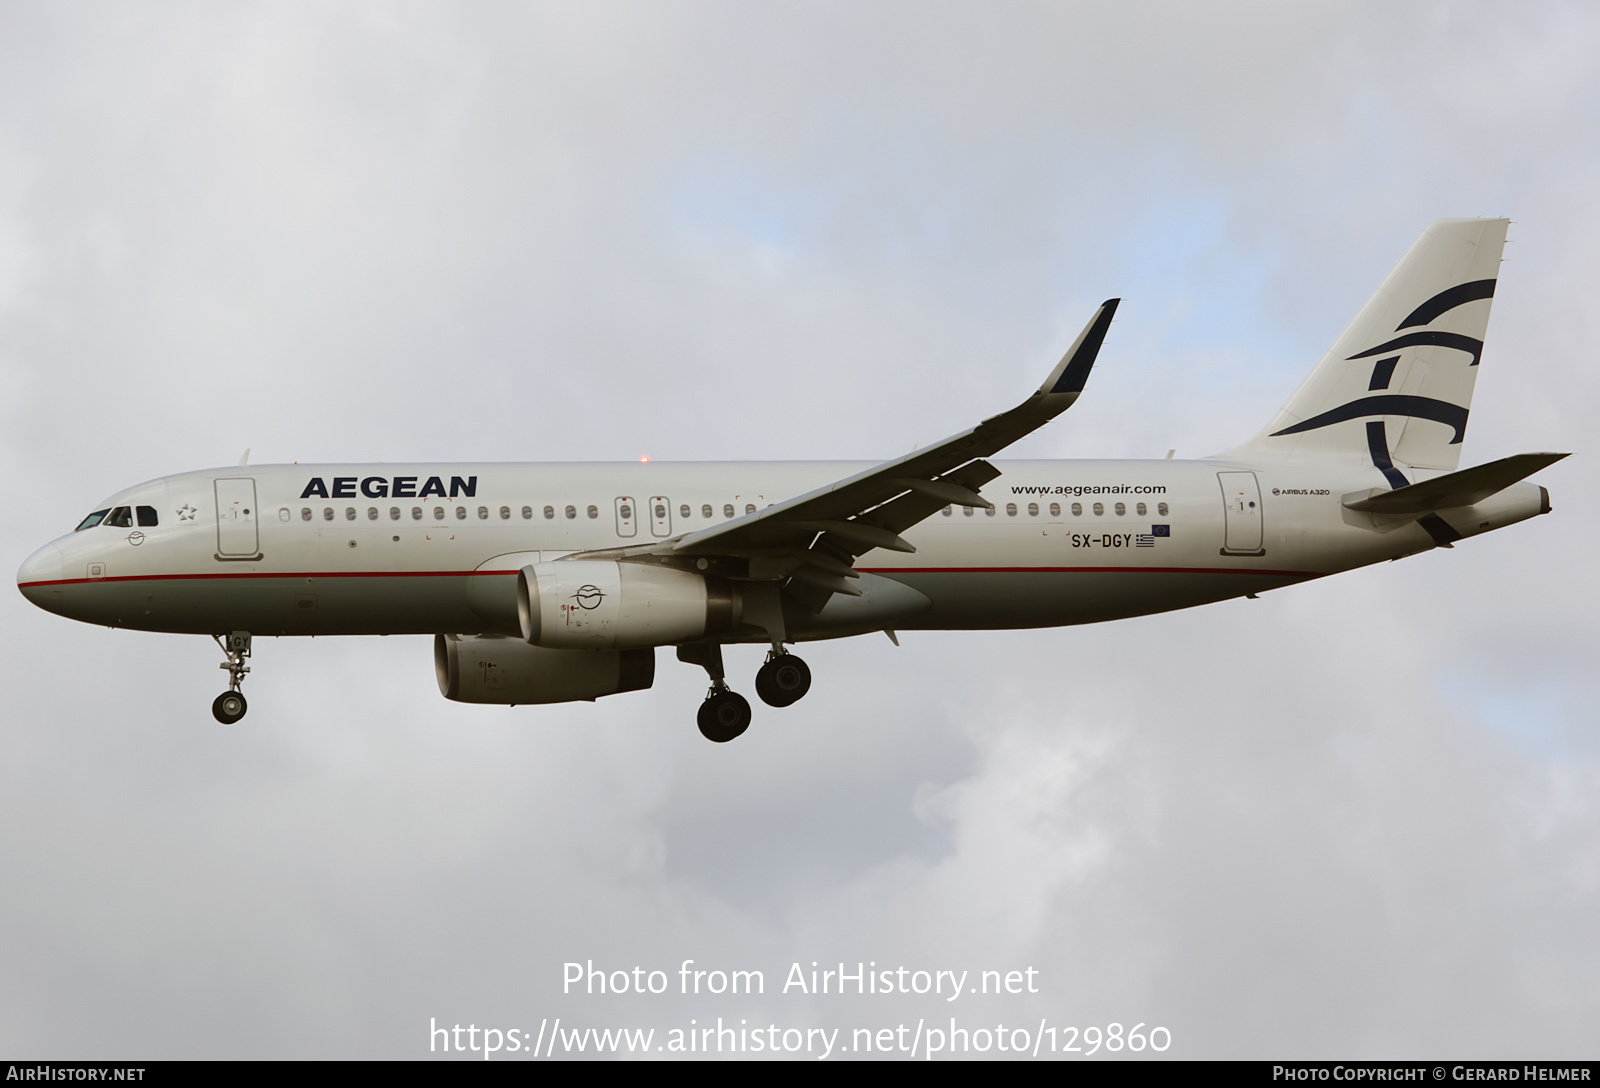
[19,569,509,588]
[858,566,1322,577]
[21,565,1325,589]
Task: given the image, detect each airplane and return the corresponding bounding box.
[16,218,1568,742]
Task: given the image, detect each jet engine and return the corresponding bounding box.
[434,633,654,704]
[517,561,738,649]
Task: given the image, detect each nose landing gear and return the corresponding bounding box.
[212,631,252,725]
[212,690,247,725]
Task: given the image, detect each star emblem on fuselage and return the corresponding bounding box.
[176,504,197,521]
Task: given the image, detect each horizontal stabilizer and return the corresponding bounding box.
[1342,452,1569,514]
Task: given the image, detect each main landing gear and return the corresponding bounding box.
[678,643,812,743]
[697,688,752,744]
[212,630,252,725]
[755,650,811,708]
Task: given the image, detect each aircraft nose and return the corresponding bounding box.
[17,542,64,604]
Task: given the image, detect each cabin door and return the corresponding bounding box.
[1217,472,1265,555]
[215,478,260,557]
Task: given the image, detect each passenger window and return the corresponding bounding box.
[942,506,952,516]
[1071,502,1082,516]
[702,504,712,518]
[1114,502,1125,516]
[499,506,510,520]
[367,507,378,521]
[478,507,488,520]
[139,506,160,526]
[543,506,554,519]
[679,504,690,518]
[654,503,666,519]
[620,504,632,520]
[345,507,356,521]
[323,508,334,521]
[1028,503,1039,517]
[724,504,734,518]
[390,507,400,520]
[522,506,532,519]
[1006,503,1017,516]
[1092,502,1104,516]
[1049,503,1060,517]
[412,507,422,520]
[433,506,444,520]
[1158,502,1169,516]
[985,506,995,517]
[75,509,110,531]
[587,505,598,519]
[564,505,576,520]
[963,506,974,517]
[1136,502,1147,516]
[455,506,466,520]
[301,508,312,522]
[744,504,756,515]
[105,507,133,528]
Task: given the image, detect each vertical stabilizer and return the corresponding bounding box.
[1226,219,1508,472]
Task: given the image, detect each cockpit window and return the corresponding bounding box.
[75,509,110,531]
[104,507,134,528]
[136,506,158,527]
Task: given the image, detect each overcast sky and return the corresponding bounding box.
[2,1,1596,1060]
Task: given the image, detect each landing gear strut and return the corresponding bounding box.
[678,642,752,743]
[212,630,251,725]
[678,642,814,741]
[755,651,811,708]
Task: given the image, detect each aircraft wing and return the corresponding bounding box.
[657,299,1120,598]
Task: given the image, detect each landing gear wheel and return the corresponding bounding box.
[212,691,248,725]
[755,653,811,708]
[697,690,752,743]
[212,631,253,726]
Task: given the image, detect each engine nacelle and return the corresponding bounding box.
[517,560,737,649]
[434,633,654,704]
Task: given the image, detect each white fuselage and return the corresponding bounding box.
[15,457,1547,641]
[17,220,1550,734]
